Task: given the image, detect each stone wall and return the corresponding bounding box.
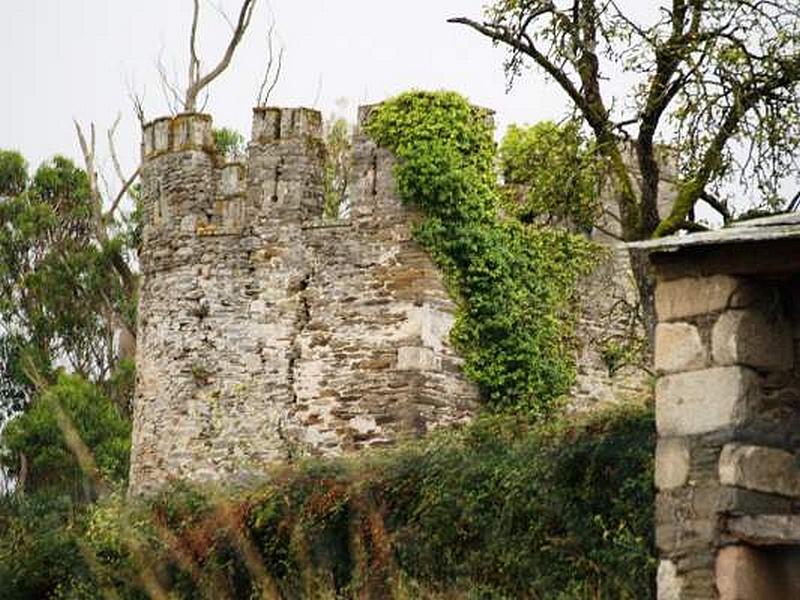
[570,147,677,409]
[570,243,651,408]
[650,259,800,598]
[128,107,479,495]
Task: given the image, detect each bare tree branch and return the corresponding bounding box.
[156,52,185,115]
[188,0,201,100]
[105,167,141,224]
[256,13,284,107]
[184,0,258,112]
[698,190,732,221]
[107,114,128,188]
[124,72,148,126]
[74,121,104,236]
[74,121,138,316]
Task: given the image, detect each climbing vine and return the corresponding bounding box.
[366,91,597,415]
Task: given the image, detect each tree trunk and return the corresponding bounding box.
[629,245,657,352]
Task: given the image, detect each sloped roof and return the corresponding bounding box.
[628,213,800,253]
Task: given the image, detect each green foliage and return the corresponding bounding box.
[0,150,27,197]
[213,128,247,162]
[0,154,132,383]
[1,373,131,501]
[0,334,32,422]
[365,91,597,414]
[31,156,91,208]
[499,121,601,231]
[0,493,90,600]
[0,405,654,599]
[322,118,352,219]
[115,181,144,256]
[458,2,800,236]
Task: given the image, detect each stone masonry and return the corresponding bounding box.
[128,106,479,495]
[632,217,800,599]
[570,146,678,409]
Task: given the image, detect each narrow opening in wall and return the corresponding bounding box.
[322,115,354,221]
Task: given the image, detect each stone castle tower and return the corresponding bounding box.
[128,106,479,494]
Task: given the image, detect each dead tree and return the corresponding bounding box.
[73,120,139,363]
[184,0,258,112]
[255,7,284,107]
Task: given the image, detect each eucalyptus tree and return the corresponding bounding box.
[0,151,137,398]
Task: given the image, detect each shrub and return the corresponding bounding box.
[4,405,654,599]
[1,373,131,501]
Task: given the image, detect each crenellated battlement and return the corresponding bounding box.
[139,107,330,249]
[251,106,322,144]
[142,113,215,160]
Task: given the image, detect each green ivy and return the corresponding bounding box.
[499,121,601,230]
[366,91,597,414]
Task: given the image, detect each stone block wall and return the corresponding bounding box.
[570,146,677,409]
[128,106,479,495]
[570,243,651,408]
[653,270,800,599]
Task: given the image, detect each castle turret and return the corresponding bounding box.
[131,110,308,493]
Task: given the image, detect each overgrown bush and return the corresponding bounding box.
[1,373,131,502]
[0,405,654,599]
[0,493,90,600]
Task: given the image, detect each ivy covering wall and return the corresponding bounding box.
[366,91,597,414]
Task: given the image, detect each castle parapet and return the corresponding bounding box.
[252,107,322,144]
[248,107,325,223]
[142,113,215,160]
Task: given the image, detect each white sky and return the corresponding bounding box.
[1,0,570,179]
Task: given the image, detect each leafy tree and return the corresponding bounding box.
[451,1,800,326]
[499,121,601,231]
[0,151,27,198]
[452,1,800,237]
[323,117,353,219]
[0,336,31,426]
[0,155,134,389]
[213,127,247,162]
[1,373,131,502]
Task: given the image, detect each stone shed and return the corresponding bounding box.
[631,214,800,599]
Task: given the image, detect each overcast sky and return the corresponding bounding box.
[1,0,573,180]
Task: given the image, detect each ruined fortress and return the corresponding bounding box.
[127,103,658,494]
[127,99,800,596]
[128,106,481,494]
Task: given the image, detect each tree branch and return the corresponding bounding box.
[74,121,104,237]
[256,13,284,107]
[104,167,141,224]
[699,190,732,221]
[656,51,800,235]
[448,17,594,122]
[184,0,258,112]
